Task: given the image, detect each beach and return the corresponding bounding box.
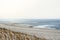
[0,23,60,40]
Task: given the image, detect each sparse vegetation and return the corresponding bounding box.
[0,28,46,40]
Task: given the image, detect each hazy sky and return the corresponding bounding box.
[0,0,60,19]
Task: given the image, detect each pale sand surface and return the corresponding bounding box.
[0,23,60,40]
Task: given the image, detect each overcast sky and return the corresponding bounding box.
[0,0,60,19]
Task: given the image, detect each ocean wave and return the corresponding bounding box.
[33,25,56,29]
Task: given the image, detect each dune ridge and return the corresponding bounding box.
[0,28,46,40]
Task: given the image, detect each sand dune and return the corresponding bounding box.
[0,28,46,40]
[0,23,60,40]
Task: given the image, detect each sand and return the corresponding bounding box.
[0,28,46,40]
[0,23,60,40]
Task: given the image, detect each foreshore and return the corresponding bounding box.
[0,23,60,40]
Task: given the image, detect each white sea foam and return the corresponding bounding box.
[33,25,56,29]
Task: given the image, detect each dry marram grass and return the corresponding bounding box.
[0,28,46,40]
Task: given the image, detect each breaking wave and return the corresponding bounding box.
[33,25,56,29]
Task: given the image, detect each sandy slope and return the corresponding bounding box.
[0,24,60,40]
[0,28,46,40]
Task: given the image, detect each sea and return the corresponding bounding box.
[0,19,60,30]
[17,19,60,30]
